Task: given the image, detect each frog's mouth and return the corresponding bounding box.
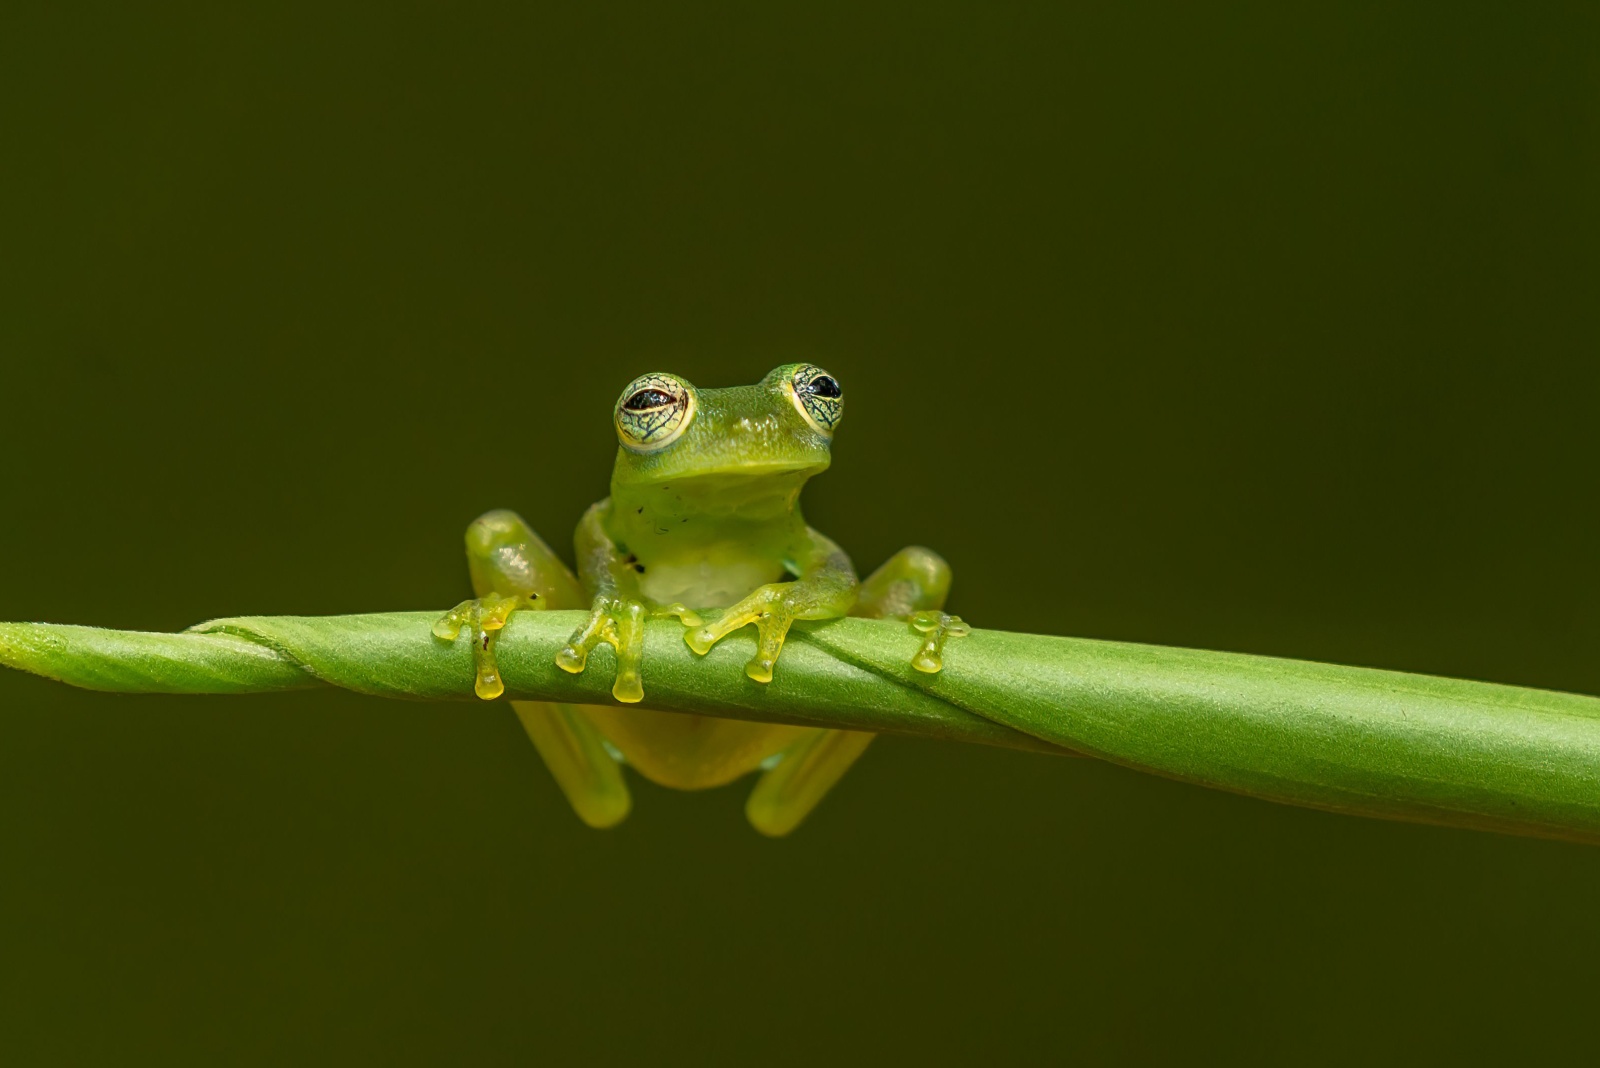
[700,459,827,478]
[664,459,830,493]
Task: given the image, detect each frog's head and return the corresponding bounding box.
[609,364,842,497]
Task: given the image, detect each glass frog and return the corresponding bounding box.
[434,364,967,836]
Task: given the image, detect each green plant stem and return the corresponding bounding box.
[4,610,1600,844]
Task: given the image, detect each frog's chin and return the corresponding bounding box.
[613,453,831,498]
[647,461,829,494]
[619,462,826,519]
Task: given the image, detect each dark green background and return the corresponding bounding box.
[3,3,1597,1063]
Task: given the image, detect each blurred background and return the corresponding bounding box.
[2,2,1597,1063]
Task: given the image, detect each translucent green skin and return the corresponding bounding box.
[440,364,963,835]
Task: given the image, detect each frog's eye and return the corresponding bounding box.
[787,364,843,436]
[615,372,696,451]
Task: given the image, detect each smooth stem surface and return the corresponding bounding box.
[4,610,1600,844]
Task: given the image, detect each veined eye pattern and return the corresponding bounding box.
[615,373,695,450]
[790,364,843,434]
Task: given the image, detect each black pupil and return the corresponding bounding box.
[805,375,841,399]
[624,388,673,411]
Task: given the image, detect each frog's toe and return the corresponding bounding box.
[744,608,797,683]
[432,600,474,641]
[654,602,704,628]
[683,621,719,657]
[609,600,648,703]
[909,610,970,674]
[556,595,621,673]
[553,645,585,672]
[683,605,745,656]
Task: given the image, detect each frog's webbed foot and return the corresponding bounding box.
[684,584,805,684]
[908,610,970,674]
[433,592,540,700]
[556,597,701,703]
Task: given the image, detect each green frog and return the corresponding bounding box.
[434,364,966,835]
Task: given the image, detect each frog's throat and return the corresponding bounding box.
[610,467,821,525]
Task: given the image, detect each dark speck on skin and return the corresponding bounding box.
[633,563,646,574]
[481,634,490,650]
[636,506,643,514]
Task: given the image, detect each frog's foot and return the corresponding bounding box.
[684,584,801,684]
[433,592,539,700]
[556,597,702,704]
[908,610,970,674]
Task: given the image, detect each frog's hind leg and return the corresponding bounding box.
[745,545,954,837]
[852,545,968,674]
[511,701,631,829]
[746,729,874,837]
[448,509,632,829]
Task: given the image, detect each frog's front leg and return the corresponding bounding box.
[743,544,958,836]
[556,502,701,703]
[435,509,590,699]
[684,529,858,682]
[437,509,631,829]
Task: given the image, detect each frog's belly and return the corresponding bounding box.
[583,704,811,790]
[621,548,800,787]
[637,554,784,610]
